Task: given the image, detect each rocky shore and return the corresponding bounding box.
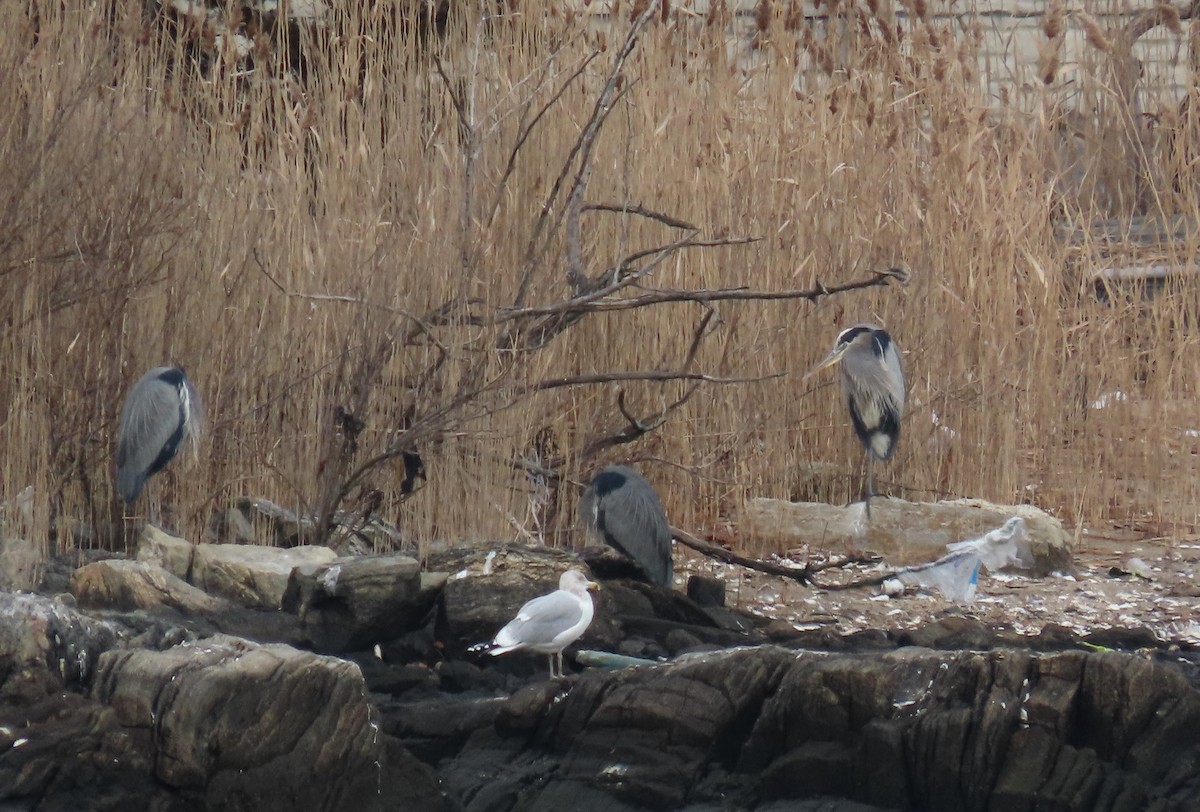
[2,527,1199,811]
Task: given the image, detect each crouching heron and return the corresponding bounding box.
[116,366,203,506]
[580,465,673,588]
[805,324,905,516]
[485,569,599,679]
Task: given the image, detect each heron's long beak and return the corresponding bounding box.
[803,344,848,381]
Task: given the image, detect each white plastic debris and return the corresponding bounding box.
[895,549,981,603]
[891,517,1033,603]
[882,578,905,597]
[482,550,497,576]
[1124,557,1153,580]
[946,516,1035,572]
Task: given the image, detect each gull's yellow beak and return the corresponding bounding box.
[586,580,600,592]
[803,343,848,381]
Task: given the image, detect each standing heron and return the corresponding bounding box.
[115,365,203,506]
[486,569,599,679]
[804,323,905,516]
[580,465,673,588]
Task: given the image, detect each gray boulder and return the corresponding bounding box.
[282,554,445,653]
[741,496,1073,575]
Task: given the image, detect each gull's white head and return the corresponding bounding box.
[560,568,599,595]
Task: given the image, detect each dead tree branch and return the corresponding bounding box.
[583,201,699,230]
[670,526,881,587]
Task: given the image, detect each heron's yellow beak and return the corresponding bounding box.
[803,344,848,381]
[586,580,600,592]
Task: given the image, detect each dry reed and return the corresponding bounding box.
[3,0,1200,564]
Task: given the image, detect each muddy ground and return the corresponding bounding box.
[687,529,1200,647]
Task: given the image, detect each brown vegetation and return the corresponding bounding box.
[3,0,1200,560]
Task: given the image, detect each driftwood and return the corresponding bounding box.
[669,525,884,589]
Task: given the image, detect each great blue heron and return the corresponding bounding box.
[579,465,673,587]
[115,366,203,505]
[805,323,905,516]
[487,569,599,678]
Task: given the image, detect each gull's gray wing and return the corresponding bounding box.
[493,590,585,650]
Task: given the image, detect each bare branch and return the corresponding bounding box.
[501,267,902,321]
[516,1,661,300]
[522,369,782,395]
[616,388,666,434]
[682,308,717,371]
[563,4,658,290]
[671,525,881,587]
[487,51,600,231]
[582,202,699,231]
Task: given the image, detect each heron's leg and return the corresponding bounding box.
[861,452,872,519]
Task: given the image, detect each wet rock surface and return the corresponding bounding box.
[1,533,1199,811]
[373,639,1200,811]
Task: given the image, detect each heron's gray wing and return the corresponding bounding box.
[116,370,184,501]
[596,475,672,587]
[880,337,905,416]
[493,590,585,650]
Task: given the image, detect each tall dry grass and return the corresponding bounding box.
[3,0,1200,564]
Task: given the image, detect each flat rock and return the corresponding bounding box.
[70,559,230,615]
[135,523,195,578]
[89,633,443,809]
[433,545,595,659]
[192,542,338,609]
[741,496,1072,575]
[281,554,443,653]
[433,545,756,673]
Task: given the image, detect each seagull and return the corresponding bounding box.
[486,569,599,679]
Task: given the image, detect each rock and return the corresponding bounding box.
[434,545,761,675]
[419,645,1200,810]
[0,592,118,698]
[0,534,41,593]
[579,543,655,582]
[70,559,231,615]
[232,496,416,552]
[896,615,995,650]
[192,542,338,609]
[134,524,195,578]
[233,497,320,547]
[281,554,444,653]
[206,505,257,544]
[687,575,726,608]
[89,634,444,809]
[433,545,601,660]
[740,496,1072,575]
[0,485,41,592]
